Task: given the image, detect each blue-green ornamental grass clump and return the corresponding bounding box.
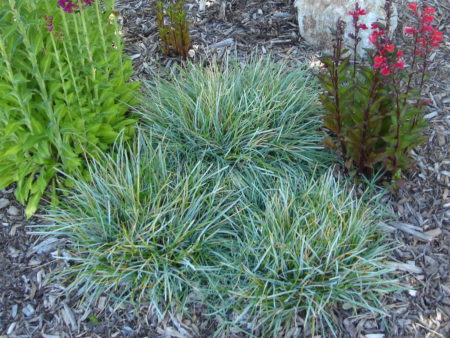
[139,58,330,180]
[218,172,398,336]
[0,0,139,217]
[33,132,239,317]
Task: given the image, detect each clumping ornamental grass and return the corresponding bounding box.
[30,57,398,335]
[31,132,239,317]
[139,58,330,179]
[218,172,398,337]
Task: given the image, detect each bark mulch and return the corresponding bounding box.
[1,0,449,337]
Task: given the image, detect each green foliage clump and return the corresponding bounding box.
[140,59,329,180]
[155,1,191,58]
[0,0,139,217]
[33,132,237,317]
[219,172,397,336]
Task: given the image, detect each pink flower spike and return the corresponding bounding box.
[81,0,96,6]
[57,0,78,13]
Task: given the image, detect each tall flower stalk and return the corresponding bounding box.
[318,1,443,183]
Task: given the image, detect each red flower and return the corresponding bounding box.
[421,15,434,25]
[349,8,367,18]
[395,61,405,69]
[423,6,436,15]
[420,25,433,33]
[408,2,418,15]
[430,28,443,46]
[384,45,395,52]
[380,67,391,76]
[404,27,418,35]
[371,31,406,76]
[348,3,369,42]
[403,3,443,56]
[373,56,386,69]
[370,24,386,48]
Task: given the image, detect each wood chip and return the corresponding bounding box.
[6,322,16,335]
[424,228,442,239]
[198,0,206,12]
[209,38,234,49]
[387,262,423,274]
[389,222,432,242]
[62,302,77,331]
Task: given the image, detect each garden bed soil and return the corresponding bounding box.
[1,0,449,336]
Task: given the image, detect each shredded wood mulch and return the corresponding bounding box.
[1,0,449,337]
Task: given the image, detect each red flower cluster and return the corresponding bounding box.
[404,2,443,56]
[368,22,385,48]
[369,23,405,76]
[347,2,369,48]
[349,7,366,18]
[373,51,405,75]
[348,3,369,31]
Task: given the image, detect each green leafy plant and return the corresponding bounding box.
[0,0,140,217]
[139,58,330,181]
[31,131,238,317]
[155,1,191,58]
[218,172,398,337]
[318,1,442,181]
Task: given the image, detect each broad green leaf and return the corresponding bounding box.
[25,190,43,219]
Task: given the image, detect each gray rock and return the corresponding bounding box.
[7,205,19,216]
[294,0,398,55]
[0,198,10,210]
